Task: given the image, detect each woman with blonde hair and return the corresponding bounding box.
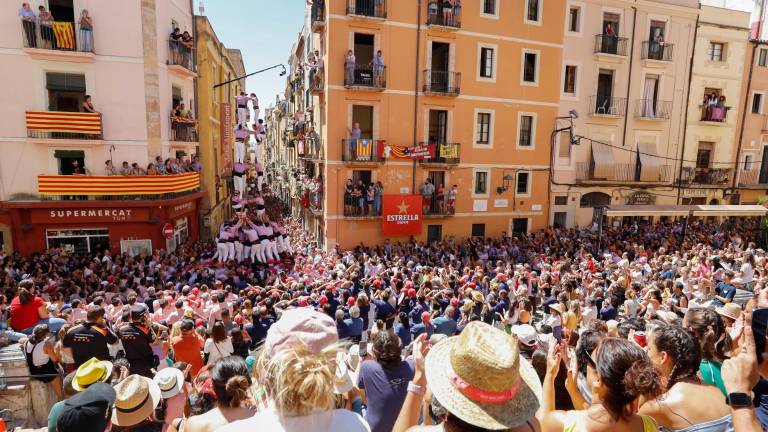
[218,308,369,432]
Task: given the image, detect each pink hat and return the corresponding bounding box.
[407,288,417,298]
[318,295,328,305]
[450,297,459,307]
[265,308,338,359]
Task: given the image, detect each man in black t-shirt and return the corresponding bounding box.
[63,305,118,368]
[116,304,156,377]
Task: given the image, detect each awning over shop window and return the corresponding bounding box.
[591,141,615,180]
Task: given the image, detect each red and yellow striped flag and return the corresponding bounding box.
[38,173,201,196]
[26,111,102,134]
[52,22,74,49]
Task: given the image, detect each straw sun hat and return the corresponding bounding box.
[425,321,542,430]
[112,375,162,427]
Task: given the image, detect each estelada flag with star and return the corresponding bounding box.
[382,195,423,236]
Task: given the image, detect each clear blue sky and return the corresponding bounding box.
[194,0,304,112]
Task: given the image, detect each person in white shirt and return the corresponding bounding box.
[203,321,233,366]
[581,297,598,328]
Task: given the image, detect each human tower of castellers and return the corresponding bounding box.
[212,92,294,265]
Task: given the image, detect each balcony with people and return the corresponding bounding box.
[641,40,673,62]
[426,0,461,29]
[423,70,461,96]
[419,180,456,217]
[699,92,730,124]
[341,138,385,164]
[678,165,733,187]
[346,0,387,19]
[594,33,628,57]
[311,0,325,32]
[36,156,202,201]
[344,47,386,91]
[19,4,95,59]
[343,179,383,218]
[170,102,198,142]
[168,28,195,75]
[27,80,103,141]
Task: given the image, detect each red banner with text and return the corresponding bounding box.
[220,103,233,176]
[382,195,423,236]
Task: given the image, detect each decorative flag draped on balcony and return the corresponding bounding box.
[38,172,201,196]
[356,139,373,160]
[26,111,101,134]
[171,116,197,124]
[52,22,75,49]
[439,144,457,159]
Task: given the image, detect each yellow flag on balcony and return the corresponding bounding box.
[440,144,457,159]
[52,22,75,50]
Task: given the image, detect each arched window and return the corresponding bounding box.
[580,192,611,208]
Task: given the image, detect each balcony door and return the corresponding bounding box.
[55,150,85,175]
[641,75,660,117]
[353,33,375,85]
[602,13,620,36]
[759,146,768,184]
[428,110,448,144]
[47,72,85,112]
[596,69,614,113]
[430,42,450,91]
[352,105,373,139]
[49,0,75,22]
[696,144,712,169]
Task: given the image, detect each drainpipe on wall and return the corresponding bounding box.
[620,6,637,148]
[412,0,422,194]
[676,15,699,204]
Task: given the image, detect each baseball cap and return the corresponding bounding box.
[511,324,538,347]
[264,307,338,360]
[56,382,116,432]
[130,304,148,321]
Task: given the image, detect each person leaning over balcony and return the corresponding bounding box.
[374,181,383,216]
[169,28,182,64]
[447,184,457,214]
[428,0,439,21]
[38,5,54,49]
[155,156,167,174]
[420,179,435,214]
[131,163,146,176]
[119,161,131,176]
[82,95,96,113]
[181,31,193,67]
[441,0,453,24]
[344,50,356,85]
[78,10,93,52]
[372,50,385,87]
[19,3,37,48]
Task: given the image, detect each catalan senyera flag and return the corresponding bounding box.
[356,139,372,160]
[170,116,197,124]
[440,143,458,159]
[52,21,75,49]
[26,111,102,134]
[38,172,200,196]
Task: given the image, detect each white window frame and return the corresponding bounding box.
[516,112,537,150]
[524,0,543,26]
[752,92,765,115]
[708,42,725,62]
[566,2,584,35]
[561,62,579,99]
[472,168,491,198]
[480,0,500,19]
[759,47,768,67]
[477,43,498,82]
[521,49,540,86]
[515,171,532,196]
[472,108,495,149]
[745,154,754,171]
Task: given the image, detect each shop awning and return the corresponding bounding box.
[637,141,661,182]
[591,142,615,180]
[38,172,200,196]
[604,205,693,217]
[692,205,768,217]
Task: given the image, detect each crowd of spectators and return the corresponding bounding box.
[102,156,201,177]
[2,205,768,431]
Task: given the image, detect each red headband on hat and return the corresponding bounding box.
[451,374,521,405]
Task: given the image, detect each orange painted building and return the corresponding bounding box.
[298,0,565,248]
[736,39,768,204]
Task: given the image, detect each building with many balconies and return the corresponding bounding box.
[550,0,699,227]
[0,0,203,255]
[292,0,565,249]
